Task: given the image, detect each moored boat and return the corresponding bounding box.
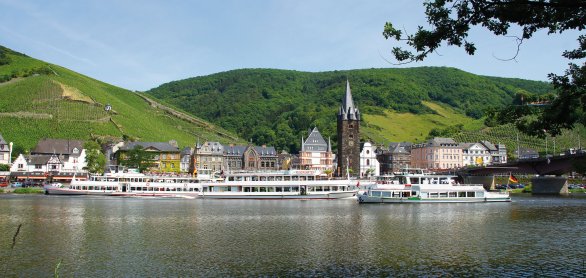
[198,170,356,199]
[357,169,511,203]
[44,169,357,200]
[44,168,206,198]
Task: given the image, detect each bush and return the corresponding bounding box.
[13,188,45,194]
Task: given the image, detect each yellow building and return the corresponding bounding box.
[117,141,181,173]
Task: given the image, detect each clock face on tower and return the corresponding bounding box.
[348,140,354,147]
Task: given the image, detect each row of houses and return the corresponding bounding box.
[377,138,509,175]
[1,134,525,179]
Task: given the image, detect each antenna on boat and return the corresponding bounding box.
[346,157,350,180]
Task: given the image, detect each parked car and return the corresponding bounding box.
[568,184,583,189]
[10,182,23,188]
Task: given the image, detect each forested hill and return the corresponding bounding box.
[146,68,552,152]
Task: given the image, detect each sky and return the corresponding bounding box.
[0,0,581,91]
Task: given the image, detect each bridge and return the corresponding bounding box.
[456,152,586,194]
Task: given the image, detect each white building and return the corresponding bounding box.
[299,127,334,173]
[10,139,87,174]
[360,142,380,177]
[0,134,11,165]
[461,142,491,167]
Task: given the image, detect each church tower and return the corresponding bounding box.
[337,80,360,176]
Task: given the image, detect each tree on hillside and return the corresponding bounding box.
[83,141,106,174]
[119,145,156,173]
[383,0,586,137]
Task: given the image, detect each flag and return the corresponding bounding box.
[509,174,519,183]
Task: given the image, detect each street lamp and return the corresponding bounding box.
[8,142,13,165]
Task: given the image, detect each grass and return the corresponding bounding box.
[12,187,45,194]
[362,101,484,143]
[0,48,242,152]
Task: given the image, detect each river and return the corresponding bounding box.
[0,194,584,277]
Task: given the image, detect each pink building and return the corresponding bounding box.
[410,137,462,170]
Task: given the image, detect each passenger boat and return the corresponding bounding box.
[198,170,356,199]
[45,168,356,200]
[357,169,511,203]
[44,167,208,198]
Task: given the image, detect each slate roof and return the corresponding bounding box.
[254,146,277,157]
[389,142,412,154]
[199,141,224,155]
[223,145,247,156]
[0,134,6,145]
[338,80,360,121]
[428,137,459,147]
[26,155,55,165]
[119,142,180,152]
[302,127,329,152]
[480,140,498,151]
[180,147,193,156]
[32,139,84,156]
[223,145,277,157]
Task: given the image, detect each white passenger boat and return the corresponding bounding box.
[198,170,356,199]
[357,169,511,203]
[44,167,208,198]
[45,168,357,200]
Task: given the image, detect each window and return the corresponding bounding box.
[35,164,42,169]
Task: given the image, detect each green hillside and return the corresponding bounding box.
[0,45,241,154]
[146,68,553,152]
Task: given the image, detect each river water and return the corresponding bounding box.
[0,194,584,277]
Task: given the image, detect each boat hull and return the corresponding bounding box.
[44,186,198,198]
[357,195,511,203]
[200,191,356,200]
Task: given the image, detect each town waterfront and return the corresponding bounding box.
[0,194,584,277]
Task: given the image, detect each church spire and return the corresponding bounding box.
[338,80,360,121]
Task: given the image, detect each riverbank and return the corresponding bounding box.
[0,187,45,194]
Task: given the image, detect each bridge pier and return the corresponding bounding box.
[531,176,569,195]
[462,175,495,190]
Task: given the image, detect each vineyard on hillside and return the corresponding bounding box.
[0,44,243,153]
[454,124,585,157]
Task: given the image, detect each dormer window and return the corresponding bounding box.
[72,147,79,154]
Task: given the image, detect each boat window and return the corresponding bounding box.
[476,191,484,197]
[284,187,291,192]
[276,187,282,192]
[371,191,382,197]
[429,192,438,198]
[439,192,448,198]
[449,192,457,197]
[260,187,266,192]
[382,191,392,197]
[458,192,466,197]
[392,192,401,198]
[467,192,475,197]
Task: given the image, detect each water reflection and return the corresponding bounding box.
[0,195,584,276]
